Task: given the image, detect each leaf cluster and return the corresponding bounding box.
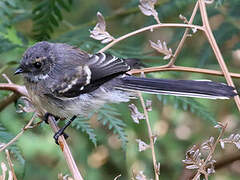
[32,0,73,40]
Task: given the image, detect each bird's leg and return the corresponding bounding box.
[43,112,60,124]
[43,112,69,144]
[53,115,77,145]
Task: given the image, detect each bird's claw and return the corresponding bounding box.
[43,113,60,124]
[53,129,69,145]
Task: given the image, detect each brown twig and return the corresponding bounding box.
[0,113,37,153]
[138,92,159,180]
[198,0,240,111]
[130,65,240,78]
[98,23,204,53]
[0,83,28,97]
[181,151,240,180]
[0,74,27,111]
[5,149,17,180]
[47,115,84,180]
[167,2,199,67]
[2,74,13,84]
[193,123,227,180]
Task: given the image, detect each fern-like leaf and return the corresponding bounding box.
[71,116,97,146]
[97,105,128,149]
[32,0,73,40]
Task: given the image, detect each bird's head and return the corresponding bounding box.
[15,41,53,82]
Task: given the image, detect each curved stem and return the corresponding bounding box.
[47,116,84,180]
[129,65,240,79]
[0,84,28,97]
[167,1,199,67]
[98,23,204,53]
[198,0,240,111]
[138,92,159,180]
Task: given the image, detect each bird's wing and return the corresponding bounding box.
[48,52,131,98]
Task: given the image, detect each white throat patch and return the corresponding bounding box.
[25,73,49,83]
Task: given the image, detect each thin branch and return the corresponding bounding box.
[167,2,199,67]
[138,92,159,180]
[0,84,28,97]
[129,65,240,78]
[98,23,204,53]
[47,115,84,180]
[198,0,240,111]
[0,113,37,153]
[193,123,227,180]
[73,1,179,30]
[183,151,240,180]
[5,149,17,180]
[2,74,13,84]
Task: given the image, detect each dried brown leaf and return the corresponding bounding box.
[129,104,145,124]
[220,133,240,149]
[201,136,214,150]
[135,171,147,180]
[138,0,160,23]
[186,164,199,170]
[136,139,150,152]
[179,14,188,23]
[149,40,172,60]
[90,12,115,44]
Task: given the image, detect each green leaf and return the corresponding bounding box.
[98,105,128,149]
[56,0,71,12]
[32,0,73,40]
[53,5,63,21]
[49,14,59,26]
[71,117,97,146]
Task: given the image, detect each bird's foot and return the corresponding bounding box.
[43,112,60,124]
[53,115,77,145]
[53,129,69,145]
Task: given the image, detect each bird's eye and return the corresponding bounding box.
[34,62,42,69]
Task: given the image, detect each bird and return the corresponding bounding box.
[15,41,237,143]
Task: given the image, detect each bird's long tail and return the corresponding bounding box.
[117,76,237,99]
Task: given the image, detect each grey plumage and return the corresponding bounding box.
[16,41,237,119]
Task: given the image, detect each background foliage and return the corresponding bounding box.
[0,0,240,179]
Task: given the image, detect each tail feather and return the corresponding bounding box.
[116,76,237,99]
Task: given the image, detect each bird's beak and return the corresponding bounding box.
[14,66,24,75]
